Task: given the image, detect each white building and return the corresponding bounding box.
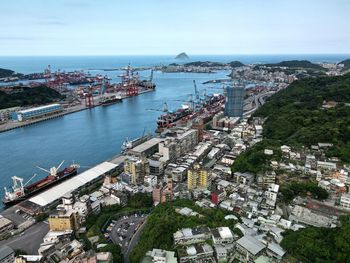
[340,193,350,210]
[211,227,234,244]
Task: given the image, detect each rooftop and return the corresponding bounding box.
[0,245,14,260]
[236,235,265,255]
[18,103,61,114]
[130,138,163,153]
[29,161,117,207]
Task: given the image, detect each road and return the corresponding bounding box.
[0,221,49,254]
[108,214,148,263]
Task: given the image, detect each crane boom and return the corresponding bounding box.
[24,173,37,187]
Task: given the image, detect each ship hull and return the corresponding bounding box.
[2,168,78,207]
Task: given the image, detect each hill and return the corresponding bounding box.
[228,61,245,68]
[184,61,226,67]
[339,59,350,71]
[0,85,65,109]
[129,199,240,263]
[232,74,350,174]
[0,68,15,78]
[263,60,325,70]
[280,216,350,263]
[175,52,189,60]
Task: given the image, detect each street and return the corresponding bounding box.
[0,221,49,254]
[108,213,148,263]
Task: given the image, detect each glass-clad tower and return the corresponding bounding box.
[224,85,245,118]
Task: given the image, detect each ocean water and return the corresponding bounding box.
[0,54,348,209]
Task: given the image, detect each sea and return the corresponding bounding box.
[0,54,348,209]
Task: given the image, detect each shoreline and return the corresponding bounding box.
[0,88,155,133]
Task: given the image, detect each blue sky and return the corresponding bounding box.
[1,0,349,55]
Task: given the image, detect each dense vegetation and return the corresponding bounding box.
[339,59,350,71]
[263,60,325,70]
[228,61,245,68]
[0,68,15,78]
[130,199,241,263]
[281,216,350,263]
[184,61,226,67]
[84,193,153,263]
[0,85,65,109]
[255,74,350,162]
[280,182,329,202]
[232,139,282,174]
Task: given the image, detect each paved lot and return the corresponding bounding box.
[108,213,147,263]
[0,221,49,254]
[0,205,28,226]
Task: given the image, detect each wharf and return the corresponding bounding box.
[0,88,155,133]
[0,104,88,133]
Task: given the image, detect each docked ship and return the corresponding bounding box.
[99,94,123,106]
[156,93,225,132]
[156,105,193,131]
[3,161,80,206]
[121,134,152,152]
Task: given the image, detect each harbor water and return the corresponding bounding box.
[0,54,348,209]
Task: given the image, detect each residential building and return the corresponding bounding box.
[211,227,234,244]
[0,216,14,239]
[187,164,211,190]
[177,244,214,263]
[141,249,177,263]
[0,245,15,263]
[48,209,80,232]
[235,235,265,262]
[152,178,174,204]
[124,156,150,185]
[173,227,211,245]
[340,193,350,210]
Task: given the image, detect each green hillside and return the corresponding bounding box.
[264,60,325,70]
[233,74,350,173]
[339,59,350,71]
[0,68,15,78]
[0,85,65,109]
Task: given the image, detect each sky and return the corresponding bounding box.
[0,0,349,56]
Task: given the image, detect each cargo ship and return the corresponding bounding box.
[156,93,225,133]
[121,134,152,152]
[99,94,123,106]
[3,161,79,206]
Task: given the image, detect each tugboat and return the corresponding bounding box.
[2,161,80,206]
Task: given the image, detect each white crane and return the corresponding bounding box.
[36,160,65,177]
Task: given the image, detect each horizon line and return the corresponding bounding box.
[1,53,350,57]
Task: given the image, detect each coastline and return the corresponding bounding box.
[0,89,155,133]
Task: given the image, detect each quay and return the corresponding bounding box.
[0,88,155,133]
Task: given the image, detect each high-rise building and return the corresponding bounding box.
[224,85,245,118]
[124,156,150,185]
[187,164,211,190]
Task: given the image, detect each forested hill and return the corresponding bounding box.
[262,60,325,70]
[0,68,15,78]
[339,59,350,71]
[0,86,65,109]
[254,73,350,162]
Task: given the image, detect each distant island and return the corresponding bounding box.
[175,52,189,60]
